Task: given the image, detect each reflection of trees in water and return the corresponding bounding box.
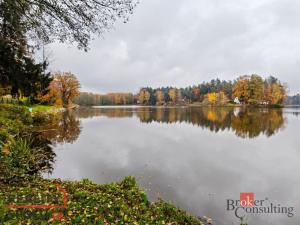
[31,111,81,177]
[1,111,82,180]
[76,107,134,118]
[136,107,233,133]
[27,132,56,175]
[80,107,285,139]
[291,112,300,117]
[138,107,285,138]
[231,108,285,138]
[39,110,81,144]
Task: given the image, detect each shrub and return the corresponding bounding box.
[0,137,54,183]
[0,104,32,125]
[0,105,33,146]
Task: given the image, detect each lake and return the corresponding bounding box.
[43,106,300,225]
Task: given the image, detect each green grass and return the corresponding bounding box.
[0,103,57,113]
[25,104,57,113]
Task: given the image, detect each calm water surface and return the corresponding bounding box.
[44,106,300,225]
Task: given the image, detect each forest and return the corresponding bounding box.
[74,75,287,106]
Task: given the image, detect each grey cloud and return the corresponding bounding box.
[44,0,300,94]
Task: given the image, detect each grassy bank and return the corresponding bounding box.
[25,104,57,113]
[1,103,60,113]
[0,177,202,224]
[0,104,203,224]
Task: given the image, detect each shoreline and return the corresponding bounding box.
[79,103,287,109]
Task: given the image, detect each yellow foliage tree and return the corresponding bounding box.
[138,89,150,105]
[268,83,286,104]
[156,90,164,105]
[168,88,177,103]
[138,90,145,104]
[207,92,217,105]
[145,91,151,104]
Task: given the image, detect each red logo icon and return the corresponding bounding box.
[240,192,254,207]
[52,212,65,221]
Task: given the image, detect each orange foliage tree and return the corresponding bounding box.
[45,72,81,107]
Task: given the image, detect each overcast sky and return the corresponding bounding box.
[43,0,300,94]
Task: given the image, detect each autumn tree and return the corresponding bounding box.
[168,88,177,104]
[218,91,229,105]
[207,92,217,105]
[264,80,287,105]
[138,89,151,105]
[233,75,264,104]
[233,75,287,105]
[192,86,201,102]
[233,75,251,104]
[248,74,264,104]
[49,72,81,107]
[156,90,165,105]
[269,83,284,104]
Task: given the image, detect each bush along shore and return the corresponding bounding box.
[0,104,203,224]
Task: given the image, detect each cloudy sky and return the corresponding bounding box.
[44,0,300,94]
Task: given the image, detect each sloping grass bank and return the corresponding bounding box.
[0,177,202,224]
[0,104,203,224]
[25,104,57,113]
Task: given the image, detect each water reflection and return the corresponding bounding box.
[0,130,56,183]
[16,110,82,178]
[47,106,300,225]
[27,132,56,175]
[40,110,82,144]
[77,107,286,139]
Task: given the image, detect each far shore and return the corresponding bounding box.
[86,103,288,108]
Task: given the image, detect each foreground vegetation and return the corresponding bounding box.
[0,104,203,224]
[0,177,202,225]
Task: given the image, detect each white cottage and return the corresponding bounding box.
[234,97,240,104]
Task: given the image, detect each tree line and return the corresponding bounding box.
[74,75,287,106]
[74,92,135,106]
[285,94,300,105]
